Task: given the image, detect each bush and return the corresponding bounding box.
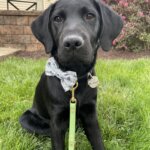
[103,0,150,52]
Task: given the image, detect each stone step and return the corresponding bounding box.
[0,47,20,57]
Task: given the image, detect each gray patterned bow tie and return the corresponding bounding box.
[45,57,77,92]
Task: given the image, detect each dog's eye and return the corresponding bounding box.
[54,16,63,23]
[85,13,95,20]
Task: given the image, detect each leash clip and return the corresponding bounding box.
[70,82,78,103]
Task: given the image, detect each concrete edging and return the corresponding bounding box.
[0,10,42,16]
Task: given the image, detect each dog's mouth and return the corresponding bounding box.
[55,51,95,76]
[58,50,93,63]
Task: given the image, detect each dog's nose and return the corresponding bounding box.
[63,35,84,50]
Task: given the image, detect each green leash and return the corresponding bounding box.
[68,82,78,150]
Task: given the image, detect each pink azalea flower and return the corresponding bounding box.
[112,40,117,46]
[122,15,126,21]
[145,0,149,3]
[124,2,128,7]
[137,11,144,17]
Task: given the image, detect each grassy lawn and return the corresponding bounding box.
[0,57,150,150]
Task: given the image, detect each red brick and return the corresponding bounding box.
[0,25,10,34]
[16,16,29,25]
[0,25,4,34]
[37,43,44,51]
[4,25,12,34]
[0,35,11,44]
[24,26,32,35]
[3,16,17,25]
[30,35,39,43]
[11,26,23,34]
[0,16,4,25]
[29,16,36,25]
[25,44,37,51]
[0,25,24,35]
[11,35,31,44]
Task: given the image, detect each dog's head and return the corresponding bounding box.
[32,0,123,75]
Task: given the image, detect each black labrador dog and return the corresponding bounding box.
[20,0,123,149]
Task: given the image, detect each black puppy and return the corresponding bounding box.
[20,0,123,149]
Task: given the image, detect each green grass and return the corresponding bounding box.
[0,57,150,150]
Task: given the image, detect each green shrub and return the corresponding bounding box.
[103,0,150,51]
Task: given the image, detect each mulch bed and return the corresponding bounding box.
[13,49,150,59]
[98,49,150,59]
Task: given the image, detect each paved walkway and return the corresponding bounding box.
[0,47,20,57]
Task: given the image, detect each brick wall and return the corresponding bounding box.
[0,10,44,51]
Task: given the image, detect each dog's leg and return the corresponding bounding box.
[50,108,69,150]
[80,104,104,150]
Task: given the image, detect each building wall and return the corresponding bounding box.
[0,10,44,51]
[44,0,56,9]
[0,0,7,10]
[0,0,37,10]
[0,0,55,51]
[0,0,54,10]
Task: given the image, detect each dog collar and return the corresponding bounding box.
[45,57,99,91]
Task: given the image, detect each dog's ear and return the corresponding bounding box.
[31,4,55,54]
[95,0,123,51]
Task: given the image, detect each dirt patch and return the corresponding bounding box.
[12,49,150,60]
[14,50,49,59]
